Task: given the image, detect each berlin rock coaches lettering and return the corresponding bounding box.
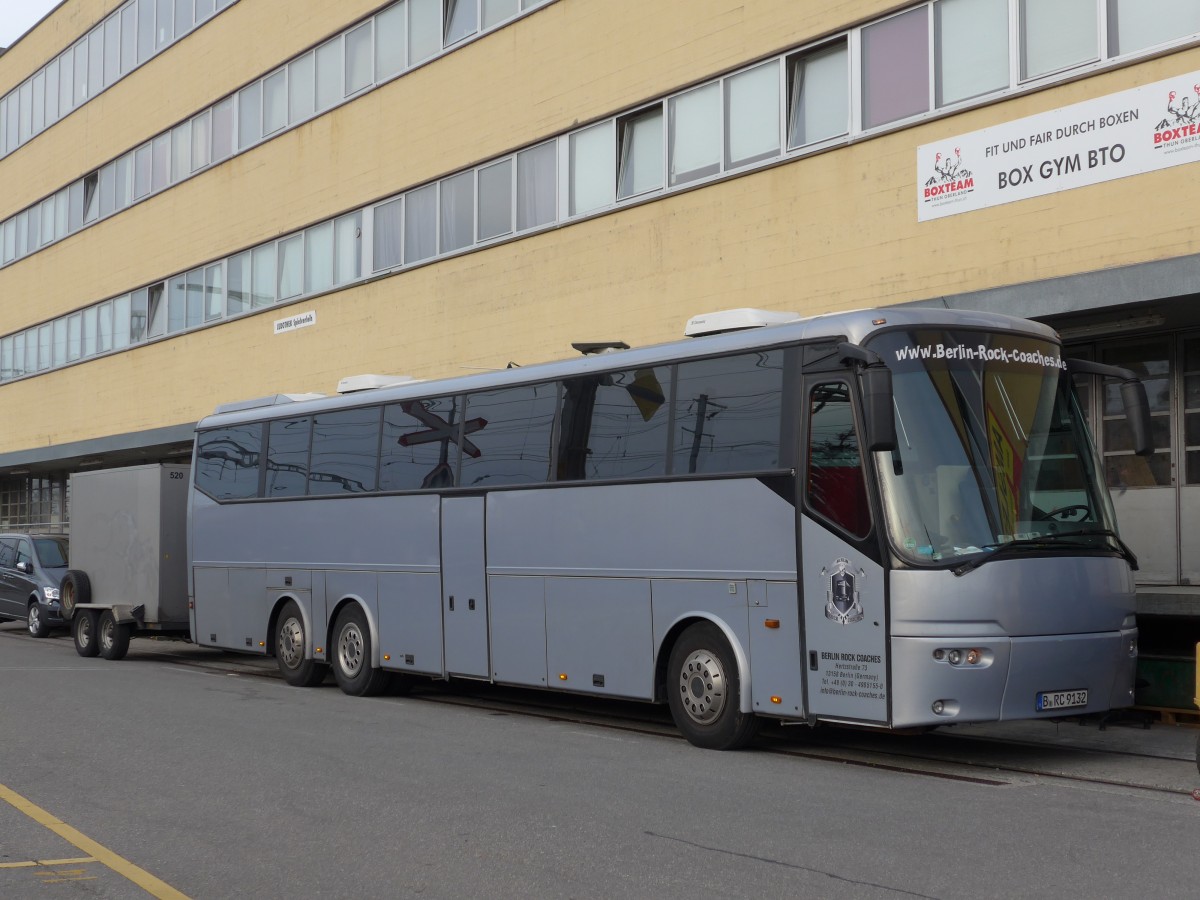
[917,67,1200,221]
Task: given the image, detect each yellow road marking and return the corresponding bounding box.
[0,783,190,899]
[0,857,96,869]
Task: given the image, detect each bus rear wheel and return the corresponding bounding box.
[274,601,326,687]
[331,605,390,697]
[667,622,759,750]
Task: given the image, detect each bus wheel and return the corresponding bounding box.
[98,611,131,661]
[73,610,100,659]
[331,605,389,697]
[667,623,759,750]
[275,601,326,687]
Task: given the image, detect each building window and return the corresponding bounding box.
[238,81,263,149]
[251,244,276,307]
[1021,0,1098,80]
[445,0,478,46]
[289,52,316,123]
[1109,0,1200,56]
[787,40,848,149]
[212,98,235,162]
[335,212,362,284]
[227,252,249,315]
[191,110,212,172]
[440,171,475,253]
[862,7,929,129]
[617,105,664,200]
[204,263,224,321]
[305,222,335,294]
[278,235,304,300]
[346,22,374,95]
[725,61,780,170]
[516,141,556,230]
[316,39,343,111]
[409,0,442,65]
[374,198,404,271]
[405,183,438,263]
[376,3,407,81]
[263,70,287,135]
[936,0,1009,107]
[483,0,520,30]
[478,158,513,241]
[668,83,721,187]
[569,121,614,216]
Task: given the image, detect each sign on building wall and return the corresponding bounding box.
[273,310,316,334]
[917,69,1200,221]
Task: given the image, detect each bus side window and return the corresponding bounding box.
[806,382,870,537]
[195,423,264,501]
[557,368,670,481]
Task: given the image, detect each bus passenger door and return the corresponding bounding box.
[440,496,490,678]
[800,379,889,725]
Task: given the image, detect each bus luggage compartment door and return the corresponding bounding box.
[440,496,489,678]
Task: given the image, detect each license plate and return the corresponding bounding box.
[1036,689,1088,712]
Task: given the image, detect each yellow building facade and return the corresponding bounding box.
[1,1,1199,644]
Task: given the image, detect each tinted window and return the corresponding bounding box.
[33,538,68,567]
[265,417,311,498]
[806,382,869,537]
[459,384,557,487]
[558,367,671,481]
[0,538,15,568]
[672,351,784,474]
[196,424,263,500]
[309,407,381,495]
[380,396,462,490]
[15,539,32,567]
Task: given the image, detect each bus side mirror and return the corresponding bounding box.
[1120,380,1153,457]
[1067,358,1154,457]
[860,365,897,453]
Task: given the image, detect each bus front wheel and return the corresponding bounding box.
[331,605,390,697]
[274,601,326,687]
[667,623,759,751]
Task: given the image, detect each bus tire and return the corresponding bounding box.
[73,610,100,658]
[98,610,131,661]
[61,570,91,617]
[274,601,326,687]
[331,604,389,697]
[667,622,759,750]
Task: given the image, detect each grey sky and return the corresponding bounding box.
[0,0,61,50]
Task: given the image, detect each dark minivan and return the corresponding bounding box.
[0,534,70,637]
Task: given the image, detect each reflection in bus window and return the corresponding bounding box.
[806,382,869,537]
[672,351,783,474]
[265,417,311,498]
[308,406,382,495]
[460,384,556,486]
[558,367,670,481]
[195,422,263,500]
[380,396,461,490]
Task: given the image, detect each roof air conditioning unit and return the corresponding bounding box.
[684,308,801,337]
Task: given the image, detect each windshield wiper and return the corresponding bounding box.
[952,529,1137,577]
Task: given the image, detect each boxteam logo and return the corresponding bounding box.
[822,558,864,625]
[1154,84,1200,148]
[922,147,974,202]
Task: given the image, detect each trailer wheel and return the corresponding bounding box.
[666,622,759,750]
[331,604,390,697]
[60,570,91,617]
[274,601,326,687]
[72,610,100,658]
[27,601,50,639]
[98,611,131,661]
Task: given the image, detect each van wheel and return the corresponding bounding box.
[27,602,50,638]
[73,610,100,658]
[274,600,326,687]
[60,570,91,617]
[98,611,131,661]
[331,605,390,697]
[667,622,759,750]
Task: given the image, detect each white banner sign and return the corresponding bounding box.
[273,310,316,334]
[917,69,1200,221]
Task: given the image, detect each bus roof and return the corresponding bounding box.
[198,306,1058,428]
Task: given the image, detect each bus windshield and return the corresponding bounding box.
[868,328,1119,565]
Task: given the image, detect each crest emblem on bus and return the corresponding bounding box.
[823,558,864,625]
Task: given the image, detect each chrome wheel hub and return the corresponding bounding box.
[338,622,365,676]
[677,648,726,725]
[278,617,304,669]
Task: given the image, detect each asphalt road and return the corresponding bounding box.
[0,623,1196,899]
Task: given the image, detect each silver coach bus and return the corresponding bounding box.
[188,307,1151,749]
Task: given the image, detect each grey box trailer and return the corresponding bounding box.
[60,464,191,659]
